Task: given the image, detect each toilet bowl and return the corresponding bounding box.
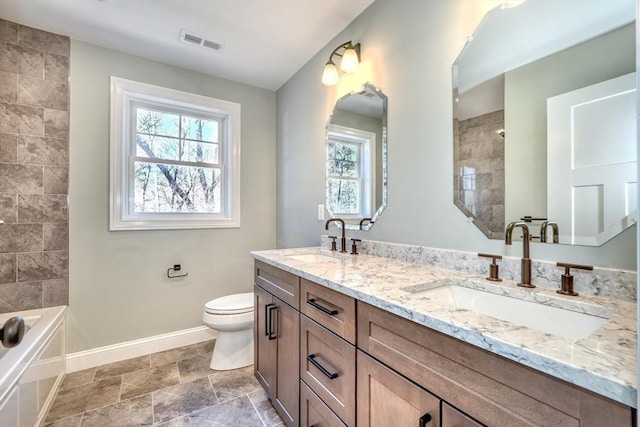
[202,292,254,370]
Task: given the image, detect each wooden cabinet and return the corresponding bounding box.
[300,380,347,427]
[254,282,300,427]
[358,301,633,427]
[300,278,356,344]
[254,261,634,427]
[300,315,355,426]
[357,350,440,427]
[442,403,484,427]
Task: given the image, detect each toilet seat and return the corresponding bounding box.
[205,292,253,315]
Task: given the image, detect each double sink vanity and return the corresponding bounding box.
[251,244,636,427]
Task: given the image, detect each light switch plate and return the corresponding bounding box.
[318,204,325,220]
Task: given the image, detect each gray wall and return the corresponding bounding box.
[276,0,637,270]
[0,20,69,313]
[69,41,276,353]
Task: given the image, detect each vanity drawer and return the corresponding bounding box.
[255,261,300,309]
[300,315,355,427]
[300,380,347,427]
[357,302,631,427]
[442,403,483,427]
[300,278,356,344]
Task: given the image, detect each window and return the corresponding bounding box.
[110,77,241,230]
[326,125,374,218]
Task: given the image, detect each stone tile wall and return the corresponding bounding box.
[0,19,69,313]
[454,110,504,237]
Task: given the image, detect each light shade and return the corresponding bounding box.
[322,62,339,86]
[340,47,360,73]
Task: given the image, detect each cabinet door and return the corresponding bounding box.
[254,285,276,395]
[442,403,484,427]
[357,350,440,427]
[272,297,300,427]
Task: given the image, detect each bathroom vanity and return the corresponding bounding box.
[252,247,636,427]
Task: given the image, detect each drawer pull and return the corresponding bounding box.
[307,298,339,316]
[419,413,432,426]
[307,354,339,379]
[267,304,277,340]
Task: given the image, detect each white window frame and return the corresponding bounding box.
[326,124,375,219]
[109,77,241,230]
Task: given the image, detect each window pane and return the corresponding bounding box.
[182,116,219,143]
[137,108,179,137]
[136,135,219,163]
[327,178,360,214]
[134,162,221,213]
[327,141,359,177]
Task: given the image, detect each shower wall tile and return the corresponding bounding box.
[44,222,67,251]
[0,19,18,44]
[0,163,43,194]
[0,223,43,253]
[18,135,68,166]
[0,133,18,163]
[0,71,17,103]
[18,194,67,222]
[0,254,16,284]
[18,77,68,111]
[0,102,44,135]
[44,167,68,194]
[0,280,42,312]
[17,250,68,281]
[18,25,69,57]
[43,278,68,307]
[0,194,17,223]
[44,53,69,83]
[44,109,68,139]
[0,21,68,314]
[0,43,44,78]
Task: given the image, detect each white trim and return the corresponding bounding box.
[109,76,241,230]
[65,326,217,373]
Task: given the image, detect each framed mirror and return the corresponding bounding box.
[452,0,636,245]
[326,83,387,230]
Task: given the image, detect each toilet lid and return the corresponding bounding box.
[205,292,254,315]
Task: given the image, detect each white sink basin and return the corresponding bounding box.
[404,282,609,340]
[286,253,343,263]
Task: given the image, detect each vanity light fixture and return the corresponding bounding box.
[322,41,361,86]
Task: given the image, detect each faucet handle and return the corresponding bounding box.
[478,253,502,282]
[556,262,593,296]
[350,238,361,255]
[328,236,337,251]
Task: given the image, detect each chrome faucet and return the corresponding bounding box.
[540,221,559,243]
[325,218,347,253]
[505,221,535,288]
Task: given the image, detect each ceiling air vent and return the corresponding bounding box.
[179,29,223,52]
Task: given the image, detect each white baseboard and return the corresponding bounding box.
[66,326,217,373]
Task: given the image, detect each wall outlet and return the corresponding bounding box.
[318,204,325,221]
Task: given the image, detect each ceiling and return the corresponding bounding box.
[0,0,374,91]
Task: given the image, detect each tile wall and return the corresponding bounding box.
[0,19,69,313]
[454,109,505,237]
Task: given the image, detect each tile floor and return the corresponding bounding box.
[44,340,283,426]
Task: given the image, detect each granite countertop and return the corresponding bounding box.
[251,247,637,408]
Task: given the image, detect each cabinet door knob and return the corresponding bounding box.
[419,413,432,426]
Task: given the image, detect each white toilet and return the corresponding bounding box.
[202,292,254,370]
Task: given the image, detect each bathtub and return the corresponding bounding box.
[0,306,66,426]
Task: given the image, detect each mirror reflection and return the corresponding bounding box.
[326,83,387,230]
[452,0,636,245]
